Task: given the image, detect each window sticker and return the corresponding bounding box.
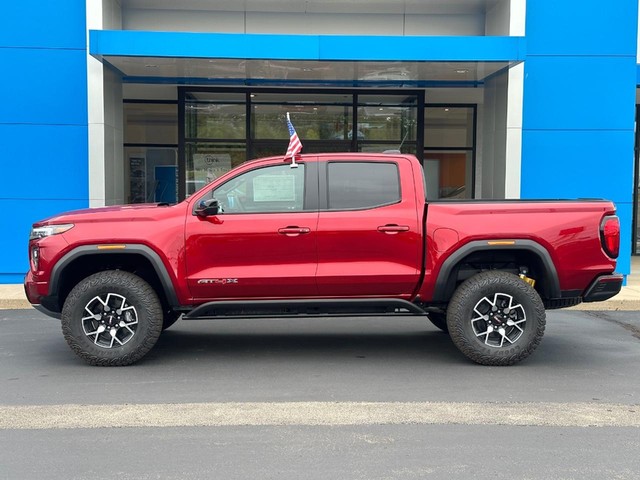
[253,175,296,202]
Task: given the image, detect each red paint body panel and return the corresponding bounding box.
[418,201,618,300]
[316,155,422,297]
[185,211,319,299]
[24,153,619,311]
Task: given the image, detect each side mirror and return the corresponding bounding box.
[195,199,220,217]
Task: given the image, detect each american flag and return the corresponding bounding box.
[285,112,303,159]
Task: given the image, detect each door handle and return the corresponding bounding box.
[377,224,410,234]
[278,226,311,236]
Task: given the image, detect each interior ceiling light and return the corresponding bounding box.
[456,69,468,74]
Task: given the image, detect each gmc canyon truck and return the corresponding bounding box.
[25,153,623,367]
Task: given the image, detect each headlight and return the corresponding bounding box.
[29,224,74,240]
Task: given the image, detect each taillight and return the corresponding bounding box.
[600,215,620,258]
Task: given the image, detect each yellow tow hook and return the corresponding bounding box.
[519,268,536,288]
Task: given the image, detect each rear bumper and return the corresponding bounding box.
[582,274,624,303]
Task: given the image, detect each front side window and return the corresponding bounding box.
[327,162,400,210]
[204,164,306,214]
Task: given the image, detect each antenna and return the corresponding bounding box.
[398,129,409,151]
[384,129,410,155]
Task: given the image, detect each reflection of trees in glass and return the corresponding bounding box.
[358,106,417,142]
[252,107,351,141]
[185,98,417,148]
[186,103,246,139]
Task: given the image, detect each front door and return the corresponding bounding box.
[185,161,319,300]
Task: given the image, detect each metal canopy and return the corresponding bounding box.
[105,56,514,87]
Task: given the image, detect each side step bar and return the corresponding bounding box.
[183,298,427,320]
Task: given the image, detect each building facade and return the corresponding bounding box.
[1,0,638,283]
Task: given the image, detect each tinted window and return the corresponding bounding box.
[327,162,400,210]
[205,164,306,213]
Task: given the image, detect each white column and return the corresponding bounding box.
[86,0,123,207]
[504,0,526,198]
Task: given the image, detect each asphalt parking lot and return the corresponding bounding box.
[0,308,639,479]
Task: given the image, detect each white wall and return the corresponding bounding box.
[122,8,485,35]
[87,0,124,206]
[482,70,508,198]
[485,0,510,35]
[482,0,525,199]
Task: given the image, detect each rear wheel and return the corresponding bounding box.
[61,270,163,366]
[446,271,546,366]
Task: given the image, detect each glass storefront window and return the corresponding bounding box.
[423,106,475,200]
[423,151,473,200]
[357,95,417,142]
[251,92,352,141]
[251,140,351,159]
[124,146,178,204]
[185,102,246,140]
[124,103,178,145]
[185,143,246,196]
[425,107,474,148]
[358,144,416,155]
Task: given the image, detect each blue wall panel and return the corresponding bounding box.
[523,56,637,131]
[0,0,86,49]
[521,130,634,203]
[0,124,89,199]
[1,0,88,283]
[526,0,638,55]
[522,0,638,277]
[0,49,88,125]
[2,198,89,283]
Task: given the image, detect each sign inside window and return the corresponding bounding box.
[253,175,296,202]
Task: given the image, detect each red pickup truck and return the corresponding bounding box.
[24,153,622,367]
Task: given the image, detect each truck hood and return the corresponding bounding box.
[34,203,177,226]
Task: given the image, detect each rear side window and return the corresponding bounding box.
[327,162,400,210]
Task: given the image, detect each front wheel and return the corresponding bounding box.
[446,271,546,366]
[61,270,163,366]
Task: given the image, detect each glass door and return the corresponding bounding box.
[179,87,425,201]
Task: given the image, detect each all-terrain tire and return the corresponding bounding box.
[446,271,546,366]
[61,270,163,366]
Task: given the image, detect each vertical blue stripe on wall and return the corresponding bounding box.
[522,0,638,278]
[0,0,88,283]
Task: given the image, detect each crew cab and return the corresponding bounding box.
[24,153,623,366]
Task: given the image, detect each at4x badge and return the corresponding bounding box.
[197,278,239,285]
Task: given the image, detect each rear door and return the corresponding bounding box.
[185,160,319,300]
[315,157,422,297]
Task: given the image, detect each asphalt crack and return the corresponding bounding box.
[586,311,640,340]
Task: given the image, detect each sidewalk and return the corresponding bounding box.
[3,257,640,311]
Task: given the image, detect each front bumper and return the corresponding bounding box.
[582,274,624,303]
[24,272,61,319]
